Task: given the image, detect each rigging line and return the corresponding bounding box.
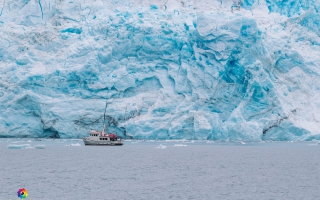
[103,99,108,127]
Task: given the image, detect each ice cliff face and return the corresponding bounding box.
[0,0,320,140]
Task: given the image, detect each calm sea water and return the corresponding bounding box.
[0,139,319,200]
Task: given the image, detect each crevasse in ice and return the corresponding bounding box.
[0,0,319,140]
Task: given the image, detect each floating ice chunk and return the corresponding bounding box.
[7,144,31,149]
[27,140,32,143]
[12,141,19,143]
[65,143,81,146]
[240,141,246,145]
[165,139,188,143]
[34,145,46,149]
[7,143,46,149]
[156,144,167,149]
[174,144,187,147]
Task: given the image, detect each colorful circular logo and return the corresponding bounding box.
[17,188,28,199]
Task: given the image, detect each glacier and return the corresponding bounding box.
[0,0,320,140]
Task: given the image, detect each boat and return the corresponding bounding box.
[82,128,123,146]
[82,101,123,146]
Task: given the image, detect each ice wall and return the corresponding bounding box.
[0,0,319,140]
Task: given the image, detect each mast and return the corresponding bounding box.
[102,100,108,133]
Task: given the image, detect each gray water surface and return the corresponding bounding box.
[1,139,320,200]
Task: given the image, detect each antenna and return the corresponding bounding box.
[103,100,108,133]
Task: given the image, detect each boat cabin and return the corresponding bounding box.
[89,130,120,141]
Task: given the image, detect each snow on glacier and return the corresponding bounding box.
[0,0,319,140]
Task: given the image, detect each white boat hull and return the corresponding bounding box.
[83,138,123,146]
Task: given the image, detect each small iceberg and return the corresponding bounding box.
[7,144,46,149]
[65,143,81,147]
[174,144,187,147]
[12,141,20,143]
[156,144,167,149]
[7,144,31,149]
[34,145,46,149]
[165,139,187,143]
